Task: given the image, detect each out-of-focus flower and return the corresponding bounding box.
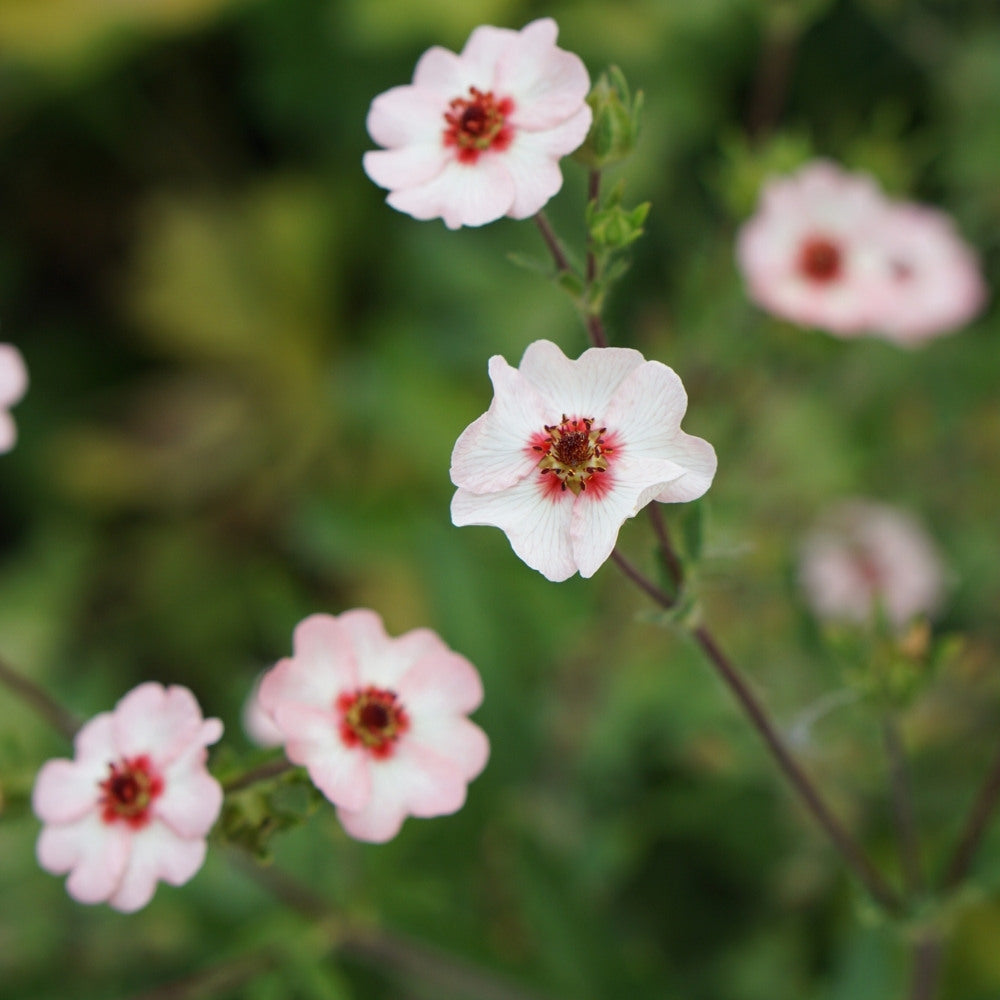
[33,683,223,912]
[241,673,284,748]
[870,202,987,346]
[450,340,716,582]
[737,159,988,344]
[363,18,591,229]
[258,611,489,843]
[736,160,893,335]
[799,500,945,631]
[0,344,28,453]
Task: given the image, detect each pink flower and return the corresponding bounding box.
[241,673,284,748]
[32,683,223,912]
[736,160,896,335]
[870,202,987,345]
[257,611,489,843]
[362,18,592,229]
[0,343,28,453]
[799,500,945,631]
[450,340,717,582]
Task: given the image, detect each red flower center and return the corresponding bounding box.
[98,755,163,829]
[530,415,616,500]
[443,87,514,165]
[798,236,842,283]
[337,686,410,759]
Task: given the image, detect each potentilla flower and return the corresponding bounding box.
[869,201,987,346]
[0,343,28,453]
[362,18,592,229]
[257,611,489,843]
[32,683,223,912]
[736,160,896,335]
[450,340,717,582]
[799,500,945,631]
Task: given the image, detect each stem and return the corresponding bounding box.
[646,504,684,593]
[909,933,944,1000]
[233,855,555,1000]
[609,548,903,914]
[222,756,299,794]
[883,717,924,898]
[586,314,609,349]
[0,655,81,742]
[585,169,601,285]
[942,736,1000,890]
[745,19,799,142]
[533,212,571,274]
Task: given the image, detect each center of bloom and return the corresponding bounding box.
[531,415,614,498]
[443,87,514,165]
[98,755,163,828]
[337,686,410,759]
[798,236,842,283]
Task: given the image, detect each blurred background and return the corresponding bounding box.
[1,0,999,997]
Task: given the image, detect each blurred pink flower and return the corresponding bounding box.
[799,500,945,631]
[0,343,28,453]
[871,202,987,345]
[450,340,717,582]
[736,160,893,335]
[363,18,591,229]
[258,611,489,843]
[33,683,223,912]
[241,672,284,748]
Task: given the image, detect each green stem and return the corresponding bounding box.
[0,655,81,742]
[610,547,903,915]
[222,756,298,794]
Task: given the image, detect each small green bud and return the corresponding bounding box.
[574,65,643,170]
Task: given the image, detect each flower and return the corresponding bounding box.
[241,673,284,748]
[799,500,945,631]
[0,343,28,453]
[450,340,717,582]
[869,201,987,345]
[257,611,489,843]
[32,683,223,912]
[362,18,592,229]
[736,160,894,335]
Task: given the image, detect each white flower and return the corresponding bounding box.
[0,343,28,453]
[257,611,489,844]
[363,18,592,229]
[450,340,717,581]
[799,500,945,630]
[32,683,223,912]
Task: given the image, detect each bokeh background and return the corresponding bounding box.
[1,0,999,997]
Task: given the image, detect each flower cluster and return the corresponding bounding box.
[736,160,986,344]
[363,18,592,229]
[254,610,489,843]
[32,683,223,912]
[799,500,945,631]
[450,340,716,581]
[0,343,27,454]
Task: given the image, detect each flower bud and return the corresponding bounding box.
[574,66,643,170]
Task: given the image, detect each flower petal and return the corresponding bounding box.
[386,156,516,229]
[107,823,206,913]
[450,354,549,492]
[452,474,577,581]
[518,340,646,418]
[113,684,214,767]
[38,812,131,905]
[32,759,99,825]
[157,746,223,839]
[365,85,446,149]
[275,702,372,813]
[363,144,449,192]
[340,609,442,690]
[0,344,27,408]
[396,647,484,717]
